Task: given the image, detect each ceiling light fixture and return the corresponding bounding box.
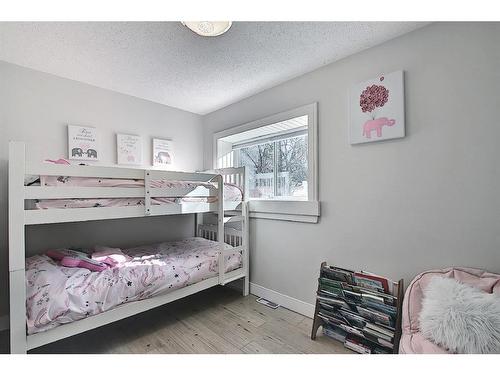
[181,21,232,37]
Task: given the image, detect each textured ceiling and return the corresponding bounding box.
[0,22,427,114]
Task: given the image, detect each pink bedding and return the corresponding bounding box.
[30,175,243,209]
[26,237,242,335]
[34,197,217,209]
[40,175,220,189]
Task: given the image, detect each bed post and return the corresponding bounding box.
[217,175,225,285]
[242,200,250,296]
[9,141,28,354]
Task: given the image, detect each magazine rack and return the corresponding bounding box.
[311,262,404,354]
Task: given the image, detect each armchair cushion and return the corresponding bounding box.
[399,267,500,354]
[419,276,500,353]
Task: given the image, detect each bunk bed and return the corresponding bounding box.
[8,141,249,354]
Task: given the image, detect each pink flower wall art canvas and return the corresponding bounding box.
[349,70,405,144]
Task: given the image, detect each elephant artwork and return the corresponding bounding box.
[71,148,83,157]
[117,134,142,165]
[86,149,98,158]
[362,117,396,139]
[349,71,405,144]
[155,151,171,164]
[68,125,99,160]
[152,139,174,167]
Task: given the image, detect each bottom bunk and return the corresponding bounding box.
[24,236,246,350]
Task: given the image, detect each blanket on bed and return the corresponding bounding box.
[26,237,241,334]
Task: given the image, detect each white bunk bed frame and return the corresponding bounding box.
[8,141,249,354]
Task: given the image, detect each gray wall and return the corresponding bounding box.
[0,62,204,316]
[203,23,500,306]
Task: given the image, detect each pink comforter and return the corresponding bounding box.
[32,176,243,209]
[26,237,242,335]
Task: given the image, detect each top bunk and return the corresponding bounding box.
[9,142,246,225]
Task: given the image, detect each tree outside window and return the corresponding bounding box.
[239,134,308,200]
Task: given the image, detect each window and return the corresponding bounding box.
[214,103,319,222]
[237,129,308,200]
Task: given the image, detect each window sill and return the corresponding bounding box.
[247,200,320,223]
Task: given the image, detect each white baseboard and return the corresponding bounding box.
[249,282,315,318]
[0,315,9,332]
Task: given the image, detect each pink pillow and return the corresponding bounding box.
[60,255,108,272]
[46,248,89,261]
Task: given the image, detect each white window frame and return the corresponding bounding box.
[213,103,319,223]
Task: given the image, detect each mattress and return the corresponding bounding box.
[27,175,243,209]
[26,237,242,334]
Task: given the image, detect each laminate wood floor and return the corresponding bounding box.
[1,286,351,354]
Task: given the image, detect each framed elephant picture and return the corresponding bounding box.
[152,138,173,168]
[117,134,143,165]
[349,70,405,144]
[68,125,99,161]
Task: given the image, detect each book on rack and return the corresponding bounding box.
[319,277,397,306]
[365,322,395,338]
[353,271,398,295]
[356,305,394,327]
[317,294,350,309]
[318,285,344,299]
[362,327,394,348]
[318,308,350,326]
[363,299,398,316]
[323,324,347,343]
[344,335,371,354]
[339,308,367,328]
[321,266,354,284]
[340,324,365,338]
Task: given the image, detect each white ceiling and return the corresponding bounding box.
[0,22,427,115]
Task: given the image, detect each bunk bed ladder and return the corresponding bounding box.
[144,171,151,215]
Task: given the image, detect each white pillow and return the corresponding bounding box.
[419,276,500,354]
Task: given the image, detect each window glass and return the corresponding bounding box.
[277,135,308,200]
[239,141,275,199]
[217,114,310,201]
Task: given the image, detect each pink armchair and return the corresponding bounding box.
[399,267,500,354]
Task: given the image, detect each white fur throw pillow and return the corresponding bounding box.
[419,276,500,354]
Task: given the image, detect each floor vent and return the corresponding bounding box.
[256,297,280,309]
